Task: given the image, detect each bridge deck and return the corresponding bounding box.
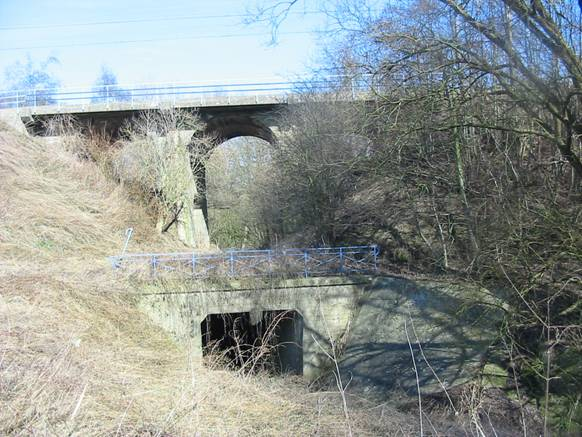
[13,93,289,116]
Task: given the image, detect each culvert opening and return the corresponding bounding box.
[201,310,303,374]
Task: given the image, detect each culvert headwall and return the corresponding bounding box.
[138,275,503,392]
[138,277,365,380]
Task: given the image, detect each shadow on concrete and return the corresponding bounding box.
[338,275,503,397]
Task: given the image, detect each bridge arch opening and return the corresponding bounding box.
[204,135,272,248]
[187,113,278,248]
[202,114,275,145]
[200,310,303,375]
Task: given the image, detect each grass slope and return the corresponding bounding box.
[0,124,417,436]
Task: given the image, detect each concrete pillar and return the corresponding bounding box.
[176,202,210,249]
[0,110,29,134]
[163,131,210,248]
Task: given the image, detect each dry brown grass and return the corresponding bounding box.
[0,125,420,436]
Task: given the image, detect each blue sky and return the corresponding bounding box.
[0,0,328,89]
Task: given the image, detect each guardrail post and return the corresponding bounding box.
[339,247,344,275]
[108,256,121,269]
[303,250,309,278]
[229,251,235,277]
[151,255,157,278]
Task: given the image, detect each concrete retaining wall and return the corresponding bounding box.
[339,276,504,396]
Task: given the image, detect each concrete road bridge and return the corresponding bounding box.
[1,77,369,142]
[137,273,501,391]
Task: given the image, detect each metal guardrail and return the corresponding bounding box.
[0,76,372,111]
[108,245,378,279]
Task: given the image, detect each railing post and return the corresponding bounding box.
[303,250,308,278]
[191,253,196,276]
[267,249,273,276]
[108,256,121,269]
[151,255,157,278]
[372,245,378,272]
[229,251,235,277]
[339,247,344,275]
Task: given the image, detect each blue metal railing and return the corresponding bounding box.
[108,245,378,279]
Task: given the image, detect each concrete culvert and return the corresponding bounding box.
[201,310,303,375]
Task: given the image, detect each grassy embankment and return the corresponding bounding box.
[0,121,420,435]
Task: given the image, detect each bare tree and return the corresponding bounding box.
[254,92,367,245]
[91,65,130,103]
[248,1,582,432]
[2,55,60,107]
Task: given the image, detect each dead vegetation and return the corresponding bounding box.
[0,122,431,435]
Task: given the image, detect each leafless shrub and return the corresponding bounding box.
[113,110,207,208]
